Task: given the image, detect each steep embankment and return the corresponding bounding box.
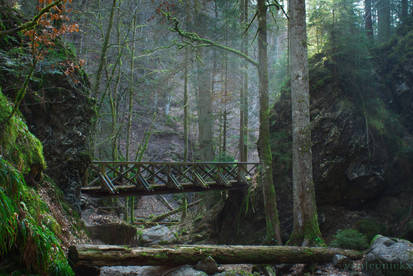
[0,5,92,275]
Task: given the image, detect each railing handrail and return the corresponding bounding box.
[91,161,261,165]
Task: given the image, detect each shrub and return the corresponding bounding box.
[356,218,385,242]
[330,229,369,250]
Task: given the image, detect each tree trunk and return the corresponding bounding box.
[288,0,323,246]
[92,0,117,97]
[194,9,214,161]
[69,244,363,267]
[257,0,282,244]
[401,0,408,22]
[365,0,373,39]
[378,0,390,42]
[240,0,249,162]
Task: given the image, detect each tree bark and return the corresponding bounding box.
[378,0,390,42]
[365,0,373,39]
[401,0,408,22]
[92,0,117,97]
[240,0,249,162]
[257,0,282,244]
[288,0,323,246]
[69,244,363,267]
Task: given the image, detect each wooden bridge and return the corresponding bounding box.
[81,161,260,197]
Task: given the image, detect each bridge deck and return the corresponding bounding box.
[81,161,260,197]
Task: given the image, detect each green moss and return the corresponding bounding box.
[330,229,369,250]
[0,158,73,275]
[0,89,46,174]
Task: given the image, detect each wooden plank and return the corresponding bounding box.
[192,170,208,188]
[80,180,244,197]
[99,173,117,194]
[168,174,182,190]
[217,170,230,187]
[137,174,151,191]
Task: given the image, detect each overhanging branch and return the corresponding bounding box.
[0,0,64,37]
[165,12,258,67]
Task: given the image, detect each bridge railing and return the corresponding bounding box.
[82,161,261,196]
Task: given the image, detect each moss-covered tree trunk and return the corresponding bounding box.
[288,0,323,246]
[257,0,282,245]
[239,0,249,162]
[69,244,363,267]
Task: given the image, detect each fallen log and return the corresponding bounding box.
[69,244,364,267]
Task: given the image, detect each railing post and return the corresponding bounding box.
[82,163,90,187]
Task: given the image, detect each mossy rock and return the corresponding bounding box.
[0,89,45,174]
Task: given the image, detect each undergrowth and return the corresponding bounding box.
[330,229,369,250]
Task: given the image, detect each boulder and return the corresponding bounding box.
[194,256,220,274]
[86,223,137,245]
[165,265,207,276]
[332,254,352,269]
[100,266,172,276]
[140,225,176,245]
[365,235,413,275]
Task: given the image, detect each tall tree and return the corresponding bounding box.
[257,0,282,244]
[288,0,323,246]
[365,0,373,38]
[377,0,391,42]
[401,0,408,22]
[239,0,249,162]
[195,6,214,161]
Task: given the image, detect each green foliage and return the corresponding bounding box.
[356,218,386,242]
[0,88,46,173]
[0,157,73,275]
[330,229,369,250]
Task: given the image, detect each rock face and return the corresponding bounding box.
[0,34,94,210]
[365,235,413,275]
[140,225,176,245]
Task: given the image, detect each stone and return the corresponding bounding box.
[165,265,208,276]
[365,235,413,275]
[100,266,172,276]
[140,225,176,245]
[86,223,138,245]
[194,256,219,274]
[332,254,352,269]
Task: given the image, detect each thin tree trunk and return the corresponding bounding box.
[257,0,282,245]
[401,0,408,22]
[127,11,138,223]
[184,46,189,161]
[240,0,249,162]
[365,0,373,39]
[92,0,117,97]
[288,0,323,246]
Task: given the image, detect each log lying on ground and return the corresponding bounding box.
[69,244,364,267]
